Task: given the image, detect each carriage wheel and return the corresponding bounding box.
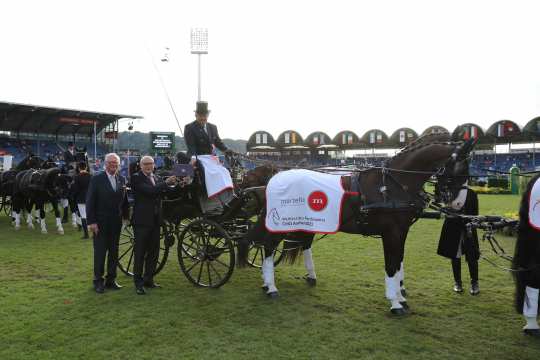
[2,195,12,217]
[117,223,171,277]
[246,241,285,268]
[178,218,235,288]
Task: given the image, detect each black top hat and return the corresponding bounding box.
[195,101,210,115]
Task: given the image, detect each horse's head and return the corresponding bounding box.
[435,138,476,204]
[44,169,71,198]
[52,174,72,199]
[239,164,278,189]
[16,155,43,170]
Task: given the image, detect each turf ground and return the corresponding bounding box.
[1,194,539,359]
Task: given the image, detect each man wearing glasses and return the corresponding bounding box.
[130,155,177,295]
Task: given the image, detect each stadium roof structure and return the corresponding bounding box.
[0,101,142,136]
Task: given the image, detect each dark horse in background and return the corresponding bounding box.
[0,154,43,220]
[237,134,476,315]
[513,174,540,336]
[12,164,71,234]
[62,149,89,227]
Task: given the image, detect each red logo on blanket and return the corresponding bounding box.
[308,191,328,211]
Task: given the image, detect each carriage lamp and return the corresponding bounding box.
[191,28,208,101]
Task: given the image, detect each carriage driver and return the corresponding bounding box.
[63,142,77,164]
[184,101,236,214]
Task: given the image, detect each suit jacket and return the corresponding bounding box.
[72,172,91,204]
[86,171,128,225]
[64,150,77,163]
[130,171,170,227]
[184,120,228,158]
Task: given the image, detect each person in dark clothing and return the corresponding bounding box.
[64,142,77,164]
[184,101,234,166]
[86,153,128,293]
[72,161,92,239]
[437,188,480,295]
[130,155,177,295]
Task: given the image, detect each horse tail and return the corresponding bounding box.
[281,233,314,265]
[512,174,540,313]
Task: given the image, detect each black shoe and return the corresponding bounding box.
[453,282,464,293]
[135,286,146,295]
[143,281,161,289]
[470,282,480,295]
[105,281,123,290]
[94,282,105,294]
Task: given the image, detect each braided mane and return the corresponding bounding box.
[389,132,458,164]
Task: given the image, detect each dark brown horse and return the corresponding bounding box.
[238,134,476,315]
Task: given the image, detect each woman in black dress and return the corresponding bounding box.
[437,187,480,295]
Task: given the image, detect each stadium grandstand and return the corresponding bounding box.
[0,100,141,170]
[246,117,540,176]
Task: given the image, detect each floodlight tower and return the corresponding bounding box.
[191,28,208,101]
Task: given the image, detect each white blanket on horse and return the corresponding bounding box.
[529,177,540,230]
[197,155,233,198]
[265,169,345,234]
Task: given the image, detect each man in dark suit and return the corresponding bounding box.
[86,153,128,293]
[130,155,177,295]
[184,101,234,166]
[64,142,77,164]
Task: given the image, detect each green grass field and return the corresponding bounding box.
[1,194,539,359]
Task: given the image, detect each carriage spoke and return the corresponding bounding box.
[118,245,134,260]
[196,260,204,284]
[126,250,134,272]
[184,258,203,273]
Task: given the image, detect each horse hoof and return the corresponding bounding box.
[15,225,20,231]
[267,291,279,299]
[390,308,407,316]
[261,285,269,293]
[57,229,64,235]
[401,289,407,297]
[304,276,317,287]
[524,328,540,337]
[399,301,410,311]
[28,224,34,230]
[41,230,48,234]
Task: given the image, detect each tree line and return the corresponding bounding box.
[116,131,247,154]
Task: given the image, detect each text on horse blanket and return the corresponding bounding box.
[266,169,345,234]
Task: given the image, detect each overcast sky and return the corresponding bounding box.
[1,0,539,141]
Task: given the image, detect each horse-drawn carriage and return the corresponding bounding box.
[116,155,284,288]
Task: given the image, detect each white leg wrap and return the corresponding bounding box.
[77,204,87,219]
[35,209,40,218]
[56,217,64,234]
[27,214,34,229]
[303,248,316,279]
[523,286,539,319]
[390,299,403,310]
[40,218,47,233]
[262,256,277,293]
[71,212,77,227]
[385,272,402,309]
[61,198,69,208]
[14,213,21,228]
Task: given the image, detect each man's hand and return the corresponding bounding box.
[88,223,99,235]
[165,176,177,186]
